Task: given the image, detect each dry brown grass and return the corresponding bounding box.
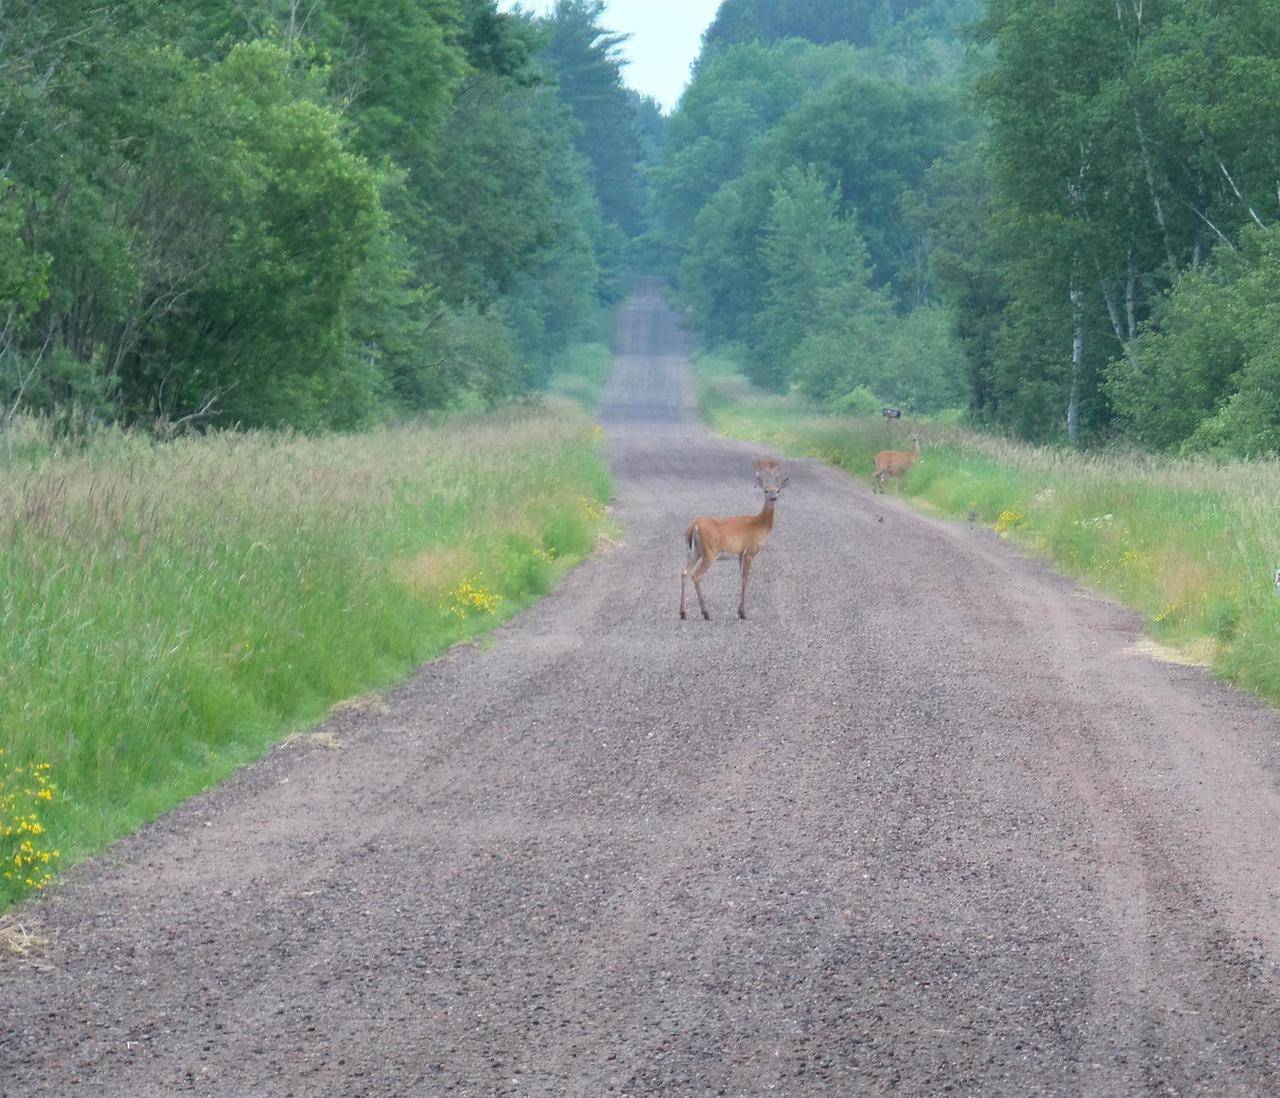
[392,548,477,596]
[282,730,345,750]
[331,692,392,721]
[1128,638,1219,668]
[0,917,49,960]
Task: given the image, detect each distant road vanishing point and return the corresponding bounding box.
[3,281,1279,1095]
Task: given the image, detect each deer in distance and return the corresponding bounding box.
[872,434,921,494]
[680,459,789,621]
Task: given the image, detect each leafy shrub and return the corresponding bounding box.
[1109,224,1280,455]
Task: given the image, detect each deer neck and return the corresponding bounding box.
[758,497,776,532]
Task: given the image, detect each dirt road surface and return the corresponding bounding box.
[4,284,1280,1095]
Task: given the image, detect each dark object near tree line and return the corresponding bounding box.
[882,408,902,420]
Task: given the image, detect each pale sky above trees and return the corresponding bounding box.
[500,0,721,109]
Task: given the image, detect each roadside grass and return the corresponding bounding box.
[695,351,1280,706]
[0,404,611,905]
[545,341,613,411]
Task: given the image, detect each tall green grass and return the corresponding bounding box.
[1,406,611,904]
[696,352,1280,704]
[545,342,613,410]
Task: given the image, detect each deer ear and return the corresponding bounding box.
[780,478,790,490]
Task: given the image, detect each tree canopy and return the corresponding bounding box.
[658,0,1280,453]
[654,0,976,410]
[701,0,983,53]
[0,0,657,431]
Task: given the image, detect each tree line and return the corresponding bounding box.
[656,0,1280,455]
[650,0,982,416]
[0,0,658,432]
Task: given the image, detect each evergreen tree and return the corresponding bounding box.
[543,1,644,237]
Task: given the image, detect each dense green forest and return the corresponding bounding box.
[650,0,985,415]
[8,0,1280,454]
[0,0,658,431]
[657,0,1280,454]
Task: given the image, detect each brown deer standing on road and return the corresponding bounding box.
[681,460,788,621]
[872,434,921,494]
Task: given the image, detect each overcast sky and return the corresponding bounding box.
[499,0,722,110]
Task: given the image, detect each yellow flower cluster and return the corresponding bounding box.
[0,750,60,895]
[995,509,1024,533]
[807,447,844,465]
[533,546,558,563]
[578,495,608,523]
[448,578,501,619]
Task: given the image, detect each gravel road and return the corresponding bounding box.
[3,283,1280,1095]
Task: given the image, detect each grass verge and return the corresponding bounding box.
[696,351,1280,704]
[545,341,613,411]
[1,404,611,905]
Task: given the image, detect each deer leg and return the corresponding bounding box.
[680,527,694,620]
[691,556,713,620]
[681,527,701,620]
[738,552,755,620]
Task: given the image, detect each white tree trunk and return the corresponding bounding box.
[1133,107,1177,272]
[1101,280,1126,348]
[1126,250,1138,340]
[1218,155,1266,228]
[1068,284,1084,444]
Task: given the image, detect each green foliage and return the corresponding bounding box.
[1,30,387,427]
[946,0,1280,445]
[673,0,1280,454]
[788,303,967,414]
[1194,356,1280,459]
[862,304,969,412]
[545,342,613,409]
[702,0,983,53]
[677,70,967,345]
[419,76,579,304]
[647,39,858,267]
[830,385,885,416]
[0,0,643,432]
[658,7,976,418]
[119,41,384,429]
[0,181,49,326]
[756,167,880,392]
[543,0,645,237]
[1110,225,1280,456]
[907,141,1007,419]
[761,72,970,297]
[177,0,465,167]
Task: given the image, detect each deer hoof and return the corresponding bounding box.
[702,611,711,621]
[738,609,748,620]
[680,610,687,620]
